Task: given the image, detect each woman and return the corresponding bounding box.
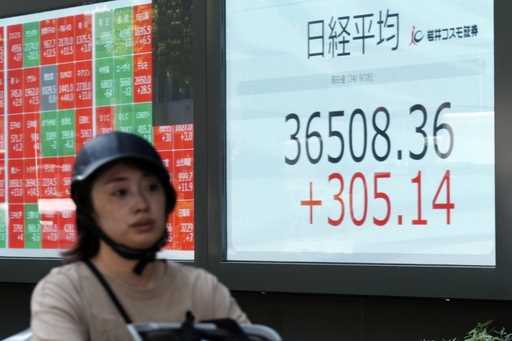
[31,131,248,341]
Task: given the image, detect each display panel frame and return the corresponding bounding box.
[204,0,512,299]
[0,0,207,282]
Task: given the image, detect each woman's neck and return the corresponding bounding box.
[92,242,159,289]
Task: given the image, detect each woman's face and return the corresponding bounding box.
[90,161,167,250]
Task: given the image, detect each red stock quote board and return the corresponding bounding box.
[0,0,194,259]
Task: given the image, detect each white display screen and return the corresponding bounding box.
[226,0,495,265]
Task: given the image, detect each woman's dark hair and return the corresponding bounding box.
[61,176,100,263]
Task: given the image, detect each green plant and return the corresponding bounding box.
[463,321,512,341]
[422,321,512,341]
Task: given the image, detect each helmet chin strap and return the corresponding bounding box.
[95,226,168,275]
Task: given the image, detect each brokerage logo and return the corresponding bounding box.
[409,24,479,47]
[410,26,424,45]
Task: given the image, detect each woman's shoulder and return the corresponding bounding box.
[31,262,92,322]
[162,261,249,323]
[40,261,87,282]
[33,262,91,299]
[164,261,219,285]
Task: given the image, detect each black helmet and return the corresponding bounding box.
[71,131,176,213]
[70,131,177,275]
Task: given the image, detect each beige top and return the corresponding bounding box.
[31,261,249,341]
